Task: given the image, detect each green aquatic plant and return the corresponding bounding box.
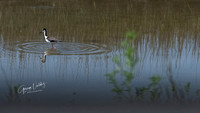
[135,87,148,100]
[7,84,21,103]
[106,31,199,103]
[106,31,137,101]
[106,31,162,101]
[135,75,162,101]
[1,65,22,103]
[184,82,191,94]
[148,76,162,101]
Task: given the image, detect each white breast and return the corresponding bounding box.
[45,38,50,43]
[44,36,50,43]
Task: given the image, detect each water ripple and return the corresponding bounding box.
[16,42,110,55]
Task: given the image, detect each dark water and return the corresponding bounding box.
[1,0,200,112]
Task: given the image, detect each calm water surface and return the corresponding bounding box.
[1,0,200,112]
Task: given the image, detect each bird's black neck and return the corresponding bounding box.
[45,31,48,36]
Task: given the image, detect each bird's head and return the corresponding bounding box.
[40,28,47,34]
[42,28,46,32]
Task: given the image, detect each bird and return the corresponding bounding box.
[40,28,61,48]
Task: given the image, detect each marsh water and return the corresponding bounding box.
[1,0,200,112]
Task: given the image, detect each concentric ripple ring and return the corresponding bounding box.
[17,42,110,55]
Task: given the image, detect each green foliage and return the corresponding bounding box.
[106,31,199,102]
[106,31,162,101]
[136,87,148,100]
[149,76,161,101]
[150,76,161,87]
[184,82,191,93]
[112,87,123,94]
[112,56,120,65]
[125,31,137,40]
[171,85,176,92]
[13,84,21,94]
[135,75,162,101]
[105,70,118,84]
[105,31,137,101]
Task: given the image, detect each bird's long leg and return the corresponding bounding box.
[51,43,56,49]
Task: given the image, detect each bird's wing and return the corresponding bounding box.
[48,37,61,42]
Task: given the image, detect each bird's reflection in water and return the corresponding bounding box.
[40,48,61,63]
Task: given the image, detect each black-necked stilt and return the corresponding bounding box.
[40,28,61,48]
